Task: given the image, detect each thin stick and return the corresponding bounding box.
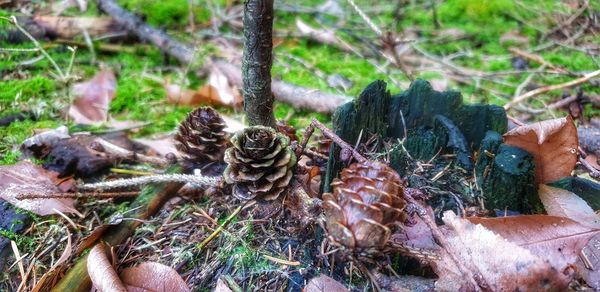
[508,47,569,74]
[78,174,220,191]
[296,123,315,157]
[197,201,248,250]
[310,119,367,163]
[505,69,600,109]
[16,191,139,200]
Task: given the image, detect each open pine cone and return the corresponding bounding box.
[323,160,406,256]
[175,107,229,168]
[223,126,297,201]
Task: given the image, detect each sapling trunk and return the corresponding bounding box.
[242,0,276,127]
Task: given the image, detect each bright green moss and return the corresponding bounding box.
[0,77,56,103]
[119,0,210,28]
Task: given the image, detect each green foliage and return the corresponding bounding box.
[439,0,515,22]
[0,76,56,104]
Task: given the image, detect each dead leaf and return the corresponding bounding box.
[164,66,242,108]
[500,30,529,45]
[504,116,579,183]
[21,126,70,158]
[215,278,233,292]
[68,69,117,125]
[467,214,600,273]
[304,275,349,292]
[579,233,600,289]
[51,0,87,15]
[0,161,76,216]
[434,212,570,291]
[120,262,190,292]
[33,16,119,39]
[87,243,127,292]
[585,154,600,171]
[539,184,600,228]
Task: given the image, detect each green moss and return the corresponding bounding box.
[0,76,56,104]
[0,120,60,156]
[0,150,21,165]
[119,0,210,28]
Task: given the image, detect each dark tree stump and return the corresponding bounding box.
[477,144,538,212]
[325,79,507,190]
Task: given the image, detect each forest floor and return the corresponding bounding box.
[0,0,599,291]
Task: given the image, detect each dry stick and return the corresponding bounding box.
[508,47,570,74]
[310,119,367,163]
[504,69,600,110]
[16,191,139,200]
[296,123,315,157]
[197,201,248,250]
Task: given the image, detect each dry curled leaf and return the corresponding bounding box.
[504,116,578,183]
[68,69,117,125]
[0,161,76,216]
[539,184,600,229]
[434,212,570,291]
[88,243,127,292]
[120,262,190,292]
[88,243,190,292]
[304,275,349,292]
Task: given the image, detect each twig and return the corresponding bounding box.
[197,201,248,250]
[508,47,569,74]
[296,123,315,157]
[346,0,382,36]
[504,69,600,110]
[16,191,139,200]
[310,119,367,163]
[78,174,220,191]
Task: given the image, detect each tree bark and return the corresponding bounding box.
[242,0,276,127]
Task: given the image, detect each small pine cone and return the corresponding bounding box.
[175,107,229,167]
[323,160,406,256]
[223,126,297,201]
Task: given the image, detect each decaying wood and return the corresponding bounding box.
[96,0,195,64]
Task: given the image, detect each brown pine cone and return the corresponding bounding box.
[175,107,229,168]
[323,160,406,256]
[223,126,297,201]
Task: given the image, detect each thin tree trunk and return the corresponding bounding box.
[242,0,276,127]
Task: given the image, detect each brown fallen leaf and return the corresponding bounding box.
[504,116,579,183]
[0,161,76,216]
[467,214,600,273]
[164,65,242,108]
[33,16,120,39]
[68,69,117,125]
[539,184,600,229]
[434,212,570,291]
[87,243,127,292]
[304,275,349,292]
[120,262,190,292]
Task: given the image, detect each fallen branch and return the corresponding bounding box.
[504,69,600,110]
[580,157,600,180]
[213,60,349,113]
[78,173,220,191]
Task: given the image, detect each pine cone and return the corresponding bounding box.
[224,126,297,201]
[276,120,298,142]
[175,107,229,167]
[323,160,406,255]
